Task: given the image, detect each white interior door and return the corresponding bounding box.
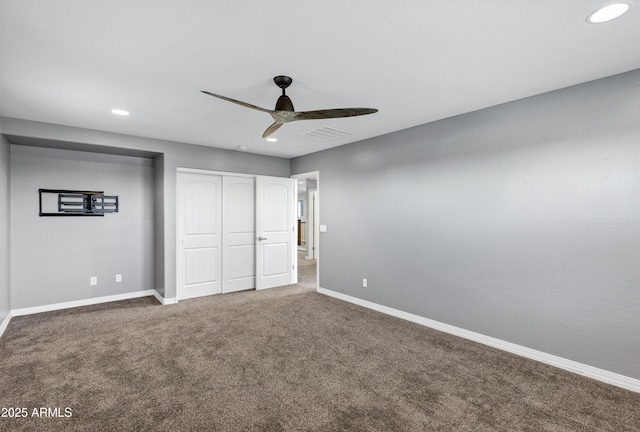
[222,176,256,293]
[256,175,297,290]
[309,190,319,260]
[177,172,222,300]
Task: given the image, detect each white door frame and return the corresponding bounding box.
[291,171,320,290]
[308,189,318,260]
[177,167,256,178]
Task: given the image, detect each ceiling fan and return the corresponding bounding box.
[201,76,378,138]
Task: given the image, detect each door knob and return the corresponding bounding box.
[258,237,268,241]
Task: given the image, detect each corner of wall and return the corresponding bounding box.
[0,133,11,327]
[0,311,12,340]
[154,154,166,297]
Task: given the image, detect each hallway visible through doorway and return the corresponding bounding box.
[293,171,319,290]
[297,250,317,288]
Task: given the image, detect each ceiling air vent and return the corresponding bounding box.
[300,126,352,141]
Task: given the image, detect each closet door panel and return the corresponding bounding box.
[223,176,256,293]
[177,172,222,300]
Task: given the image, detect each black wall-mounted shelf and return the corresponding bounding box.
[39,189,119,217]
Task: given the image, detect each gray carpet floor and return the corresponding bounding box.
[1,268,639,431]
[296,250,317,289]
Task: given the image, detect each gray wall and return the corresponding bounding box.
[153,154,165,296]
[0,134,9,322]
[0,117,290,300]
[10,146,155,309]
[291,69,640,380]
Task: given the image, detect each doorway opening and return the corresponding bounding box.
[291,171,319,290]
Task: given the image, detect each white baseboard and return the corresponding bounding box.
[317,287,640,394]
[11,290,159,317]
[153,290,177,305]
[0,311,12,339]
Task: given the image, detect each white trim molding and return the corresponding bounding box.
[0,312,12,339]
[11,290,159,317]
[153,290,177,305]
[317,287,640,394]
[177,167,256,178]
[1,291,175,339]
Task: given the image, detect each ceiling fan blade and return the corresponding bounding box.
[292,107,378,121]
[201,91,273,114]
[262,121,283,138]
[203,77,378,138]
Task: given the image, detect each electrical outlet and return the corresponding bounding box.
[363,278,367,288]
[115,274,122,283]
[90,277,98,286]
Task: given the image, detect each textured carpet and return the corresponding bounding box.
[1,285,639,431]
[296,250,317,289]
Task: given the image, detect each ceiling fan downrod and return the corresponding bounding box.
[273,76,294,112]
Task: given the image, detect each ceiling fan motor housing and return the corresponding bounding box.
[274,76,294,111]
[275,95,294,111]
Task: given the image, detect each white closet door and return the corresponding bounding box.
[177,172,222,300]
[256,175,297,290]
[222,176,256,293]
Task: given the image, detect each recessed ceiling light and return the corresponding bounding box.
[111,109,130,116]
[265,137,278,142]
[238,145,249,151]
[587,3,631,23]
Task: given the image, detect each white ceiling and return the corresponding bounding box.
[1,1,639,158]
